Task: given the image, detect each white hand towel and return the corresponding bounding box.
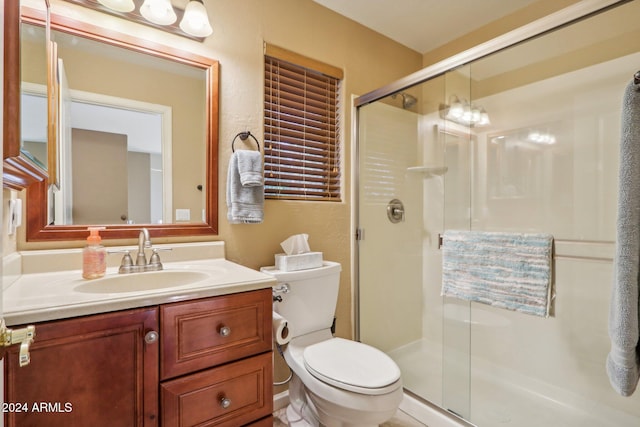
[226,151,264,224]
[236,150,264,187]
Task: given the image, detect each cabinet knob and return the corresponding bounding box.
[220,397,232,409]
[218,325,231,337]
[145,331,159,344]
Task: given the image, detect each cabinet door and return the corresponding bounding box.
[161,289,272,379]
[4,308,159,427]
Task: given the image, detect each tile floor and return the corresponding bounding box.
[273,407,428,426]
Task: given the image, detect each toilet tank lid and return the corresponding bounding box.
[303,337,401,395]
[260,261,341,280]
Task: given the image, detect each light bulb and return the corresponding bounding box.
[448,99,463,119]
[471,107,481,124]
[528,131,539,142]
[97,0,135,12]
[478,109,490,126]
[461,104,473,124]
[140,0,177,25]
[180,0,213,37]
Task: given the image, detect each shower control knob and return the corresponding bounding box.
[219,325,231,337]
[387,199,405,223]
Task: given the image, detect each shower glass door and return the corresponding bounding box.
[357,74,467,411]
[357,1,640,426]
[462,3,639,425]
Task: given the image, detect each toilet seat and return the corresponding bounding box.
[303,338,401,395]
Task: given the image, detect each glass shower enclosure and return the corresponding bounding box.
[356,1,640,426]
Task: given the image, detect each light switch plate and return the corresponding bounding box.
[175,209,190,221]
[7,199,22,235]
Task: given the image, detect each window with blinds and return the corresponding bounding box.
[264,45,342,201]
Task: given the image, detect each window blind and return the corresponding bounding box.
[264,48,341,201]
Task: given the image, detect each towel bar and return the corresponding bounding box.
[438,233,613,262]
[232,131,261,152]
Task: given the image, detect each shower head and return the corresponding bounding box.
[392,92,418,109]
[401,93,417,109]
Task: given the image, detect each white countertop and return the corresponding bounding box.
[4,258,276,326]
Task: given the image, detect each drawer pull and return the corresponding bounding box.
[218,325,231,337]
[220,397,232,409]
[145,330,159,344]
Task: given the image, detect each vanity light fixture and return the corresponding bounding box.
[527,131,556,145]
[442,95,491,128]
[64,0,213,41]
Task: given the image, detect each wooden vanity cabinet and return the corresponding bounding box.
[160,288,273,427]
[4,288,273,427]
[4,307,159,427]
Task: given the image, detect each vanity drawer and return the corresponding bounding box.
[160,352,273,427]
[160,289,272,379]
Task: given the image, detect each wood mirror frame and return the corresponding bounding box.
[3,1,49,190]
[18,7,219,241]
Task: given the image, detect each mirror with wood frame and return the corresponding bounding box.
[17,6,219,241]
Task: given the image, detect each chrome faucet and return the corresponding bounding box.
[110,228,171,274]
[136,228,152,267]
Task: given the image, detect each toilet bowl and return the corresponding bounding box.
[262,262,403,427]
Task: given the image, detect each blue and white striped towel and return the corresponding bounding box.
[441,230,554,317]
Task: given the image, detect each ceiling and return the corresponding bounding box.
[313,0,537,54]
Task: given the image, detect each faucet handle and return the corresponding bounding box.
[148,248,172,271]
[120,251,134,273]
[108,250,134,274]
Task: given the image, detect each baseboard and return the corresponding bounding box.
[274,390,289,411]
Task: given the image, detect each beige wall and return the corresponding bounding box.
[422,0,582,67]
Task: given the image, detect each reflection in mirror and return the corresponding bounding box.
[20,87,47,169]
[27,23,206,225]
[20,18,48,170]
[53,91,172,225]
[22,9,219,241]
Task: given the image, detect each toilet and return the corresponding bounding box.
[261,261,403,427]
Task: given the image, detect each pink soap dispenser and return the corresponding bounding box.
[82,227,106,279]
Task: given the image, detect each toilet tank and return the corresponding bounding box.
[261,261,341,339]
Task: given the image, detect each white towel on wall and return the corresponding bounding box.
[237,149,264,187]
[226,150,264,224]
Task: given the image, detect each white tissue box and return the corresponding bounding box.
[275,252,323,271]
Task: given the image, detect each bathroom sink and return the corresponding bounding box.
[74,270,210,294]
